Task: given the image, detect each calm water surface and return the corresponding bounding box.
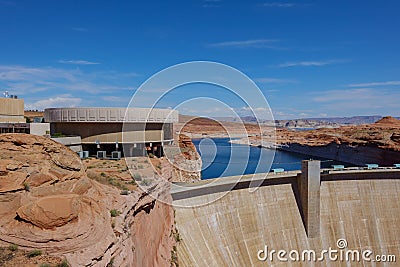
[192,138,346,179]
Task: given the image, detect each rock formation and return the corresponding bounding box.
[162,134,202,183]
[0,134,177,266]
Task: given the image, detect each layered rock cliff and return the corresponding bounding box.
[275,116,400,165]
[0,134,177,267]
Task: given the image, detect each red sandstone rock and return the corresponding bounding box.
[0,134,177,266]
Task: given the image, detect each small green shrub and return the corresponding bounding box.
[133,173,142,181]
[8,244,18,251]
[110,209,120,217]
[57,259,70,267]
[40,263,51,267]
[52,132,64,137]
[23,182,30,192]
[120,190,129,195]
[27,249,42,258]
[138,164,144,169]
[140,179,151,186]
[148,153,154,158]
[106,257,115,267]
[100,172,106,177]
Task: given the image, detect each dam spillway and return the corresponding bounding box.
[172,167,400,266]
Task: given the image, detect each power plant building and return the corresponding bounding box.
[44,107,178,156]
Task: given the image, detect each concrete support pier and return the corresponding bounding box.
[299,160,321,238]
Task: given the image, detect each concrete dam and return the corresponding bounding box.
[172,163,400,266]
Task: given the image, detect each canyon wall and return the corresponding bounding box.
[281,142,400,166]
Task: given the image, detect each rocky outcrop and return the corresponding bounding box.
[0,134,176,266]
[163,134,202,183]
[281,142,400,166]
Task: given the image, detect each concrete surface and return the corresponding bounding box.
[173,169,400,266]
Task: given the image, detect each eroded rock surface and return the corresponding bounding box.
[0,134,177,266]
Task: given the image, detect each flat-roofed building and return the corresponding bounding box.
[0,97,25,123]
[44,107,178,156]
[0,97,29,134]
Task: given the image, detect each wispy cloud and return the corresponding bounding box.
[0,65,137,95]
[348,81,400,87]
[26,95,82,110]
[0,1,15,6]
[276,59,345,68]
[202,0,221,8]
[58,59,100,65]
[311,88,400,115]
[71,27,88,32]
[255,77,296,84]
[262,2,297,8]
[208,39,279,48]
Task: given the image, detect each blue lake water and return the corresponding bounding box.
[192,138,346,179]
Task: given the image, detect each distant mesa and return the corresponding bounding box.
[374,116,400,126]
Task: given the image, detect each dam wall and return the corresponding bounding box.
[281,142,400,166]
[173,170,400,266]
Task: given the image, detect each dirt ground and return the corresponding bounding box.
[0,246,66,267]
[83,156,163,192]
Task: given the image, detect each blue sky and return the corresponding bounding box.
[0,0,399,119]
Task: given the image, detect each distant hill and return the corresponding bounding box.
[307,115,385,125]
[179,114,400,128]
[374,116,400,126]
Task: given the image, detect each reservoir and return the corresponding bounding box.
[192,138,346,179]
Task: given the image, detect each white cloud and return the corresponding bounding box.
[26,95,82,110]
[348,81,400,87]
[311,88,400,115]
[58,59,100,65]
[208,39,279,48]
[262,2,297,8]
[277,59,344,68]
[0,65,137,95]
[255,77,295,84]
[312,88,376,102]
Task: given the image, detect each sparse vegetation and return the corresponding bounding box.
[23,182,30,192]
[140,179,151,186]
[148,153,154,158]
[106,257,115,267]
[39,263,51,267]
[110,209,120,217]
[170,245,179,266]
[57,260,70,267]
[133,173,142,181]
[111,221,116,229]
[120,190,129,195]
[100,172,106,177]
[27,249,42,258]
[52,132,64,137]
[8,244,18,251]
[137,164,144,169]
